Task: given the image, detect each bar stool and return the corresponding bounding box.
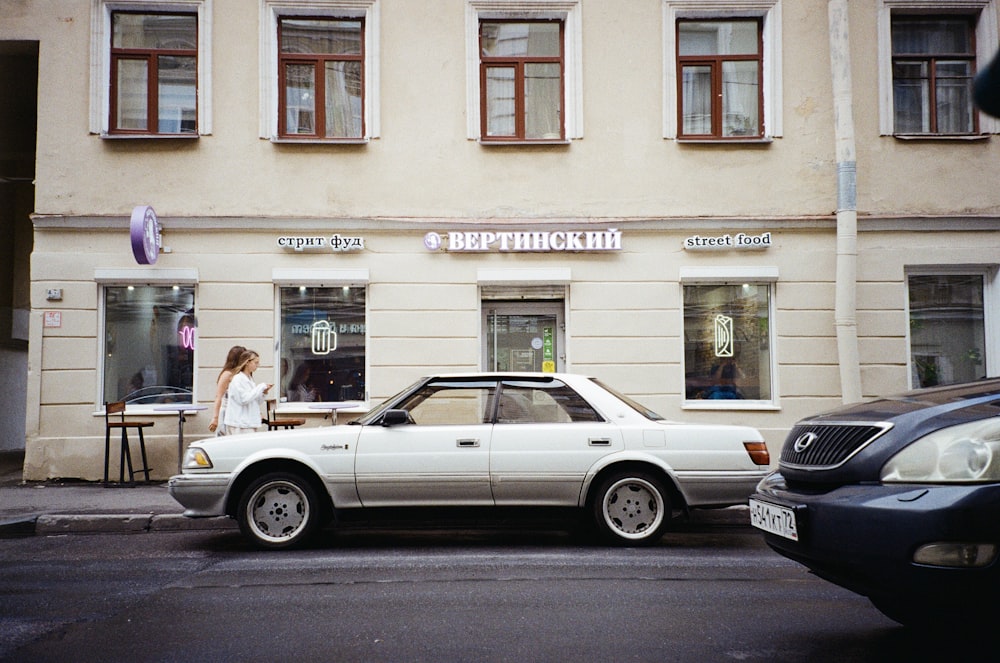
[264,399,306,430]
[103,401,154,484]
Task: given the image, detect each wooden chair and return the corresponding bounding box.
[265,399,306,431]
[103,401,154,484]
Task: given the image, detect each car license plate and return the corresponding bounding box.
[749,498,798,541]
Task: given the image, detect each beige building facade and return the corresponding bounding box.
[1,0,998,480]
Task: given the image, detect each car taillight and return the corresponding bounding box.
[744,441,770,466]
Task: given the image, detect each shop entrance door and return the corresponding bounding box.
[483,302,564,373]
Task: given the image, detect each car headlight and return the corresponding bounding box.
[182,446,213,469]
[881,418,1000,483]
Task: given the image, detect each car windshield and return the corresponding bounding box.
[590,378,666,421]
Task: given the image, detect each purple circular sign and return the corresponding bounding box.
[130,205,161,265]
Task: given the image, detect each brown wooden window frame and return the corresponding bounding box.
[109,10,198,136]
[277,16,365,140]
[479,19,566,143]
[676,18,764,141]
[891,14,978,136]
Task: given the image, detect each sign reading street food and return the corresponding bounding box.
[683,232,772,251]
[424,228,622,253]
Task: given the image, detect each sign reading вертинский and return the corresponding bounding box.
[423,228,622,253]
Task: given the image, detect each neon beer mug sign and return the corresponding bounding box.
[311,320,337,356]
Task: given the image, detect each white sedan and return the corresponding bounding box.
[168,373,770,549]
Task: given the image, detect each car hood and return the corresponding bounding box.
[780,378,1000,485]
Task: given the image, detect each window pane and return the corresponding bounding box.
[116,59,148,130]
[285,64,316,134]
[280,286,366,403]
[485,66,516,136]
[280,19,362,55]
[936,60,974,133]
[908,275,986,388]
[113,13,197,50]
[158,55,196,133]
[722,60,759,136]
[499,381,602,424]
[679,21,758,56]
[325,61,363,137]
[681,65,712,135]
[398,384,496,426]
[524,62,561,138]
[893,61,930,132]
[684,284,772,401]
[892,19,973,56]
[481,22,560,57]
[103,286,195,404]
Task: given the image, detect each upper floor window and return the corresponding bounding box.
[892,16,977,134]
[677,19,763,139]
[91,1,210,137]
[663,0,781,141]
[279,17,364,139]
[261,1,379,142]
[466,1,583,142]
[109,11,198,135]
[479,20,564,141]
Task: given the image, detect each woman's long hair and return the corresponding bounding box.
[217,345,247,382]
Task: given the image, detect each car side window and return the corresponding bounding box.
[497,381,603,424]
[396,382,496,425]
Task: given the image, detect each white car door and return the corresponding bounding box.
[354,380,496,507]
[489,380,623,506]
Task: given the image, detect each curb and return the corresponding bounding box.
[0,514,237,538]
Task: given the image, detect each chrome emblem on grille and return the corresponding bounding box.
[793,432,819,453]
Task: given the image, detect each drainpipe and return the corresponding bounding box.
[829,0,863,403]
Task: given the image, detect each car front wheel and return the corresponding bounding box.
[237,472,321,550]
[592,470,669,545]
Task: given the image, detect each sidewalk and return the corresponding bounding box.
[0,450,234,537]
[0,450,750,538]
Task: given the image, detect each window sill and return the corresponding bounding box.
[100,133,199,140]
[681,401,780,412]
[675,137,773,145]
[478,139,571,146]
[892,133,990,142]
[270,137,369,145]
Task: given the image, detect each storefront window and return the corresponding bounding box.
[103,285,195,404]
[683,283,772,402]
[908,274,987,388]
[279,286,366,402]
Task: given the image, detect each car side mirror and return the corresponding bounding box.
[381,409,411,427]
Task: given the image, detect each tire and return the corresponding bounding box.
[237,472,321,550]
[592,470,670,545]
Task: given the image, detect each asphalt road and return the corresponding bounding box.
[0,524,980,663]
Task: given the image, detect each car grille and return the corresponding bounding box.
[779,423,892,470]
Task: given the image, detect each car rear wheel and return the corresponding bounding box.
[592,470,669,545]
[237,472,320,550]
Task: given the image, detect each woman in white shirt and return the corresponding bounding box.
[223,350,272,435]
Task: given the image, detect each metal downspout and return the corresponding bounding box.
[829,0,862,403]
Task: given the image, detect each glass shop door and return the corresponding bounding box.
[483,301,564,373]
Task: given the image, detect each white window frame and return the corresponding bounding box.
[878,0,1000,135]
[272,268,371,408]
[261,0,381,142]
[904,265,999,387]
[94,268,200,412]
[663,0,782,141]
[465,0,583,141]
[89,0,213,137]
[679,266,780,410]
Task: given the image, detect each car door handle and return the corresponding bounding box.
[457,438,480,448]
[589,438,612,446]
